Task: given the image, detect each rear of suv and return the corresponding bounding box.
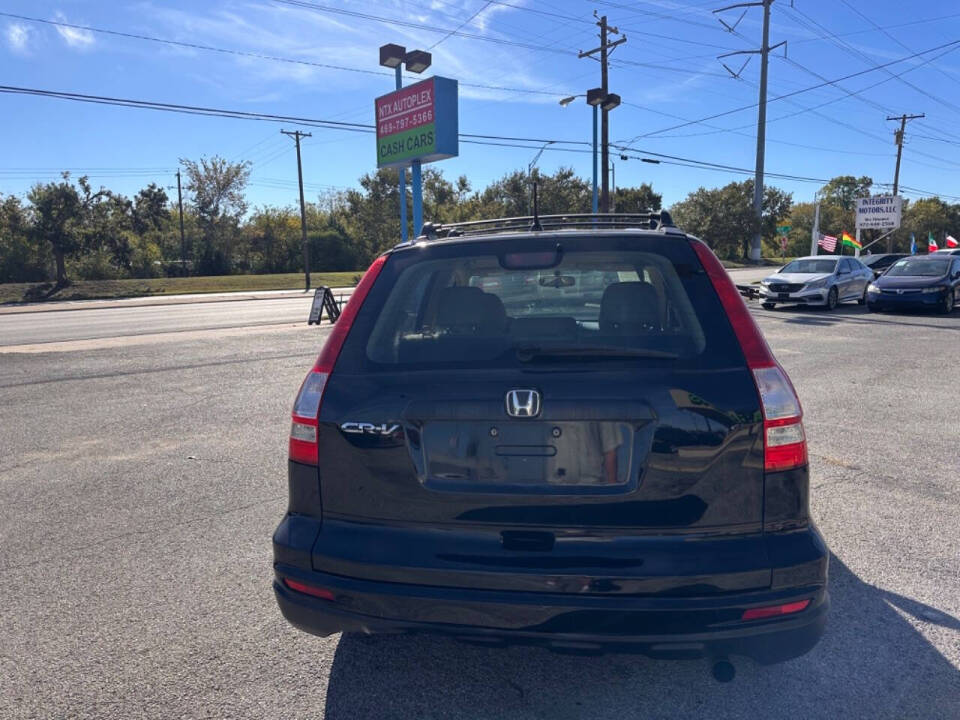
[273,213,829,666]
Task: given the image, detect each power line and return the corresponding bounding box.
[619,37,960,147]
[0,10,581,100]
[427,1,494,50]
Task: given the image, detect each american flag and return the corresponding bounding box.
[818,234,838,252]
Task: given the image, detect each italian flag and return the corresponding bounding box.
[841,232,861,250]
[928,232,938,253]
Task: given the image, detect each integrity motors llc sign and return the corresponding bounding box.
[375,76,458,168]
[856,195,903,230]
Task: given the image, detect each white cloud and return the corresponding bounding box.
[5,23,30,53]
[54,11,95,49]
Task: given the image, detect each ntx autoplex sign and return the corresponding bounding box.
[375,76,458,168]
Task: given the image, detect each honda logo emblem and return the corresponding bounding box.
[505,389,541,418]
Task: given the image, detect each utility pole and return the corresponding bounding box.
[281,129,313,291]
[714,1,784,262]
[579,14,625,213]
[175,169,186,275]
[887,112,924,252]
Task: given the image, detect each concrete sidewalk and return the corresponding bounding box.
[0,286,356,315]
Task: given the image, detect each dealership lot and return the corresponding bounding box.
[0,302,957,719]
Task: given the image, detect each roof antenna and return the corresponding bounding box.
[530,181,542,231]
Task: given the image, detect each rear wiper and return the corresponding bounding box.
[514,344,679,361]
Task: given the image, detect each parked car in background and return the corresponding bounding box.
[860,253,907,278]
[932,248,960,256]
[867,255,960,313]
[759,256,873,310]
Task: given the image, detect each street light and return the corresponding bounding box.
[561,88,607,214]
[379,44,433,242]
[601,93,621,112]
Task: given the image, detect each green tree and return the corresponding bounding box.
[613,183,662,213]
[27,173,106,286]
[670,180,792,260]
[132,183,170,235]
[245,206,301,273]
[477,168,592,217]
[181,156,251,274]
[0,194,49,283]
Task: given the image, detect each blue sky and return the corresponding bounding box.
[2,0,960,212]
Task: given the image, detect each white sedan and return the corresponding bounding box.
[759,256,874,310]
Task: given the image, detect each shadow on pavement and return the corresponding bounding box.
[322,555,959,719]
[755,303,959,331]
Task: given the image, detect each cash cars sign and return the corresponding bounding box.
[856,195,903,230]
[375,76,459,168]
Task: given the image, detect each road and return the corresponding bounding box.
[1,298,957,719]
[0,269,767,348]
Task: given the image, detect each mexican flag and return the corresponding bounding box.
[928,232,938,253]
[841,232,861,250]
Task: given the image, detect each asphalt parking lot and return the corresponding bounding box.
[1,300,958,719]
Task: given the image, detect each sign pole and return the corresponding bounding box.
[411,159,423,237]
[811,197,820,256]
[395,66,408,244]
[855,225,861,258]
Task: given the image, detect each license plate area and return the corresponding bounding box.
[418,420,636,492]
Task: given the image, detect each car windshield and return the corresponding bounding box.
[885,259,950,277]
[780,259,837,274]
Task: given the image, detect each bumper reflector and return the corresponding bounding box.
[284,578,335,601]
[741,599,810,621]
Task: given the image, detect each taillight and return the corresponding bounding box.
[754,365,807,472]
[741,599,810,620]
[288,254,388,466]
[690,240,807,473]
[283,578,336,601]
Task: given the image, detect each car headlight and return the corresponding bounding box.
[805,279,827,289]
[921,286,947,294]
[867,284,880,293]
[760,280,771,287]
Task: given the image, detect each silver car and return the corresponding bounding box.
[759,256,874,310]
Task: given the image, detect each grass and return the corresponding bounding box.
[0,271,362,305]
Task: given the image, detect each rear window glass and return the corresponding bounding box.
[338,236,746,371]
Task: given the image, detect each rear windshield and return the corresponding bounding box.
[886,259,949,277]
[337,235,746,371]
[781,259,837,274]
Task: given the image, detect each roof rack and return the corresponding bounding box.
[416,210,680,241]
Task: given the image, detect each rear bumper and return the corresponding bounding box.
[273,527,829,664]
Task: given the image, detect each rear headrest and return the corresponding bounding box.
[435,286,508,335]
[599,281,661,334]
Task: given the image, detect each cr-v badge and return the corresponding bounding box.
[505,389,542,418]
[341,422,401,435]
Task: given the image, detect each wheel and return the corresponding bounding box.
[858,286,868,305]
[761,302,776,310]
[941,292,955,314]
[825,287,838,311]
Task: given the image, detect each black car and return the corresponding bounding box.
[273,213,829,675]
[860,253,907,278]
[867,255,960,313]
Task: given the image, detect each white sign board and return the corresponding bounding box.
[856,195,902,230]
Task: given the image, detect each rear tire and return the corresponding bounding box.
[825,287,838,311]
[761,302,776,310]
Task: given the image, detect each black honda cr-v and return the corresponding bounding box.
[273,213,829,670]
